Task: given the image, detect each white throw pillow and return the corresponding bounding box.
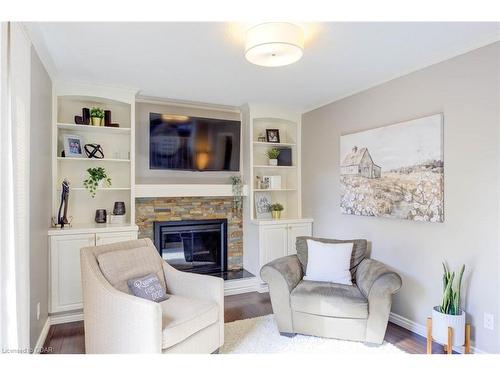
[303,240,353,285]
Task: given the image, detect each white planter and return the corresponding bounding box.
[268,159,278,166]
[432,306,466,346]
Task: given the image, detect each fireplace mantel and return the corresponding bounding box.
[135,184,249,198]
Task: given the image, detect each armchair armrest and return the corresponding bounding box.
[356,258,402,344]
[162,261,224,347]
[260,255,303,334]
[81,251,163,353]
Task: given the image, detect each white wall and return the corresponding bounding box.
[301,42,500,353]
[135,100,241,184]
[29,45,52,348]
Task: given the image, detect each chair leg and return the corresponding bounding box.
[280,332,296,338]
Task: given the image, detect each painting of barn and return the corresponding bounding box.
[340,114,444,222]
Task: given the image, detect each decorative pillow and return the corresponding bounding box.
[127,273,169,302]
[303,239,354,285]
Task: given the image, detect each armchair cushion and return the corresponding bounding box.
[296,237,368,281]
[290,280,368,319]
[97,246,166,294]
[160,295,218,349]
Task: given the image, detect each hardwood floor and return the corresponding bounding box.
[43,292,445,354]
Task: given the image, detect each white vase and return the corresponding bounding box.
[268,159,278,166]
[431,306,466,346]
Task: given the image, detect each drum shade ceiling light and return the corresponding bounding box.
[245,23,304,67]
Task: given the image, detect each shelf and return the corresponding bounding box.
[135,184,249,198]
[56,123,131,134]
[48,223,138,236]
[57,157,130,162]
[253,165,296,169]
[253,188,297,192]
[253,141,296,147]
[57,187,131,191]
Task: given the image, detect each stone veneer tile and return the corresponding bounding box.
[136,197,243,270]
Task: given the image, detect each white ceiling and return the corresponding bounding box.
[27,22,500,112]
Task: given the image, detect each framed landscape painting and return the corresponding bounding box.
[340,114,444,222]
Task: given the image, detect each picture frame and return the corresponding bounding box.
[254,192,272,219]
[266,129,280,143]
[63,134,84,158]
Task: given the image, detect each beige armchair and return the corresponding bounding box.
[80,238,224,354]
[261,237,401,345]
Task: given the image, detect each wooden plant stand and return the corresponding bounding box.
[426,317,471,354]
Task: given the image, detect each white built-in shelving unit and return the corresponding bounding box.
[51,82,137,227]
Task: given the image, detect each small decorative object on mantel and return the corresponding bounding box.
[113,201,126,215]
[427,262,470,354]
[95,209,107,224]
[269,202,284,220]
[266,148,280,166]
[54,178,72,228]
[84,143,104,159]
[63,134,84,158]
[229,175,243,214]
[83,167,112,198]
[90,107,105,126]
[266,129,280,143]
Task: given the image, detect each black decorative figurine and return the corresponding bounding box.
[84,143,104,159]
[57,179,70,228]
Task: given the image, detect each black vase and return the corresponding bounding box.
[82,108,90,125]
[113,201,126,215]
[95,209,107,223]
[104,110,112,126]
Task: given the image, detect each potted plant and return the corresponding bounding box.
[267,148,280,166]
[431,262,466,348]
[268,202,284,220]
[90,107,105,126]
[83,167,112,198]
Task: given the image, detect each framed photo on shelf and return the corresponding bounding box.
[254,191,272,219]
[266,129,280,143]
[63,134,84,158]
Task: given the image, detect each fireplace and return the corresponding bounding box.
[154,219,228,275]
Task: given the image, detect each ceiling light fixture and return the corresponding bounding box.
[245,23,304,67]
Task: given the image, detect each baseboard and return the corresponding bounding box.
[224,276,259,296]
[389,312,486,354]
[33,318,51,354]
[49,311,84,325]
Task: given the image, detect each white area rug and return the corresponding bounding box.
[220,314,406,354]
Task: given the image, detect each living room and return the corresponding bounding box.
[1,1,499,373]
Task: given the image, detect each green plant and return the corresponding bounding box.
[83,167,111,198]
[439,262,465,315]
[229,175,243,214]
[90,107,105,119]
[268,203,284,212]
[266,148,280,160]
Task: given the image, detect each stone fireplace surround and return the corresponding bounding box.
[135,196,243,270]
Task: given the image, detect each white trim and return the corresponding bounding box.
[136,95,241,114]
[389,312,486,354]
[33,318,50,354]
[49,312,84,325]
[224,277,258,296]
[135,184,249,198]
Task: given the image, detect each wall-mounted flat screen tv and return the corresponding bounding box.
[150,113,241,171]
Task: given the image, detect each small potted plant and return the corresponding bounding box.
[83,167,112,198]
[267,148,280,166]
[90,107,105,126]
[431,262,466,348]
[268,202,284,220]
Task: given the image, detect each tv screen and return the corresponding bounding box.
[150,113,241,171]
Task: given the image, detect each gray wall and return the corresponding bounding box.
[302,42,500,353]
[135,101,241,184]
[29,46,52,348]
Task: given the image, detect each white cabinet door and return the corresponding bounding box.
[287,223,312,255]
[96,231,137,246]
[261,225,288,265]
[50,234,95,313]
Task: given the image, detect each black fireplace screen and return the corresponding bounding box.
[154,219,227,274]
